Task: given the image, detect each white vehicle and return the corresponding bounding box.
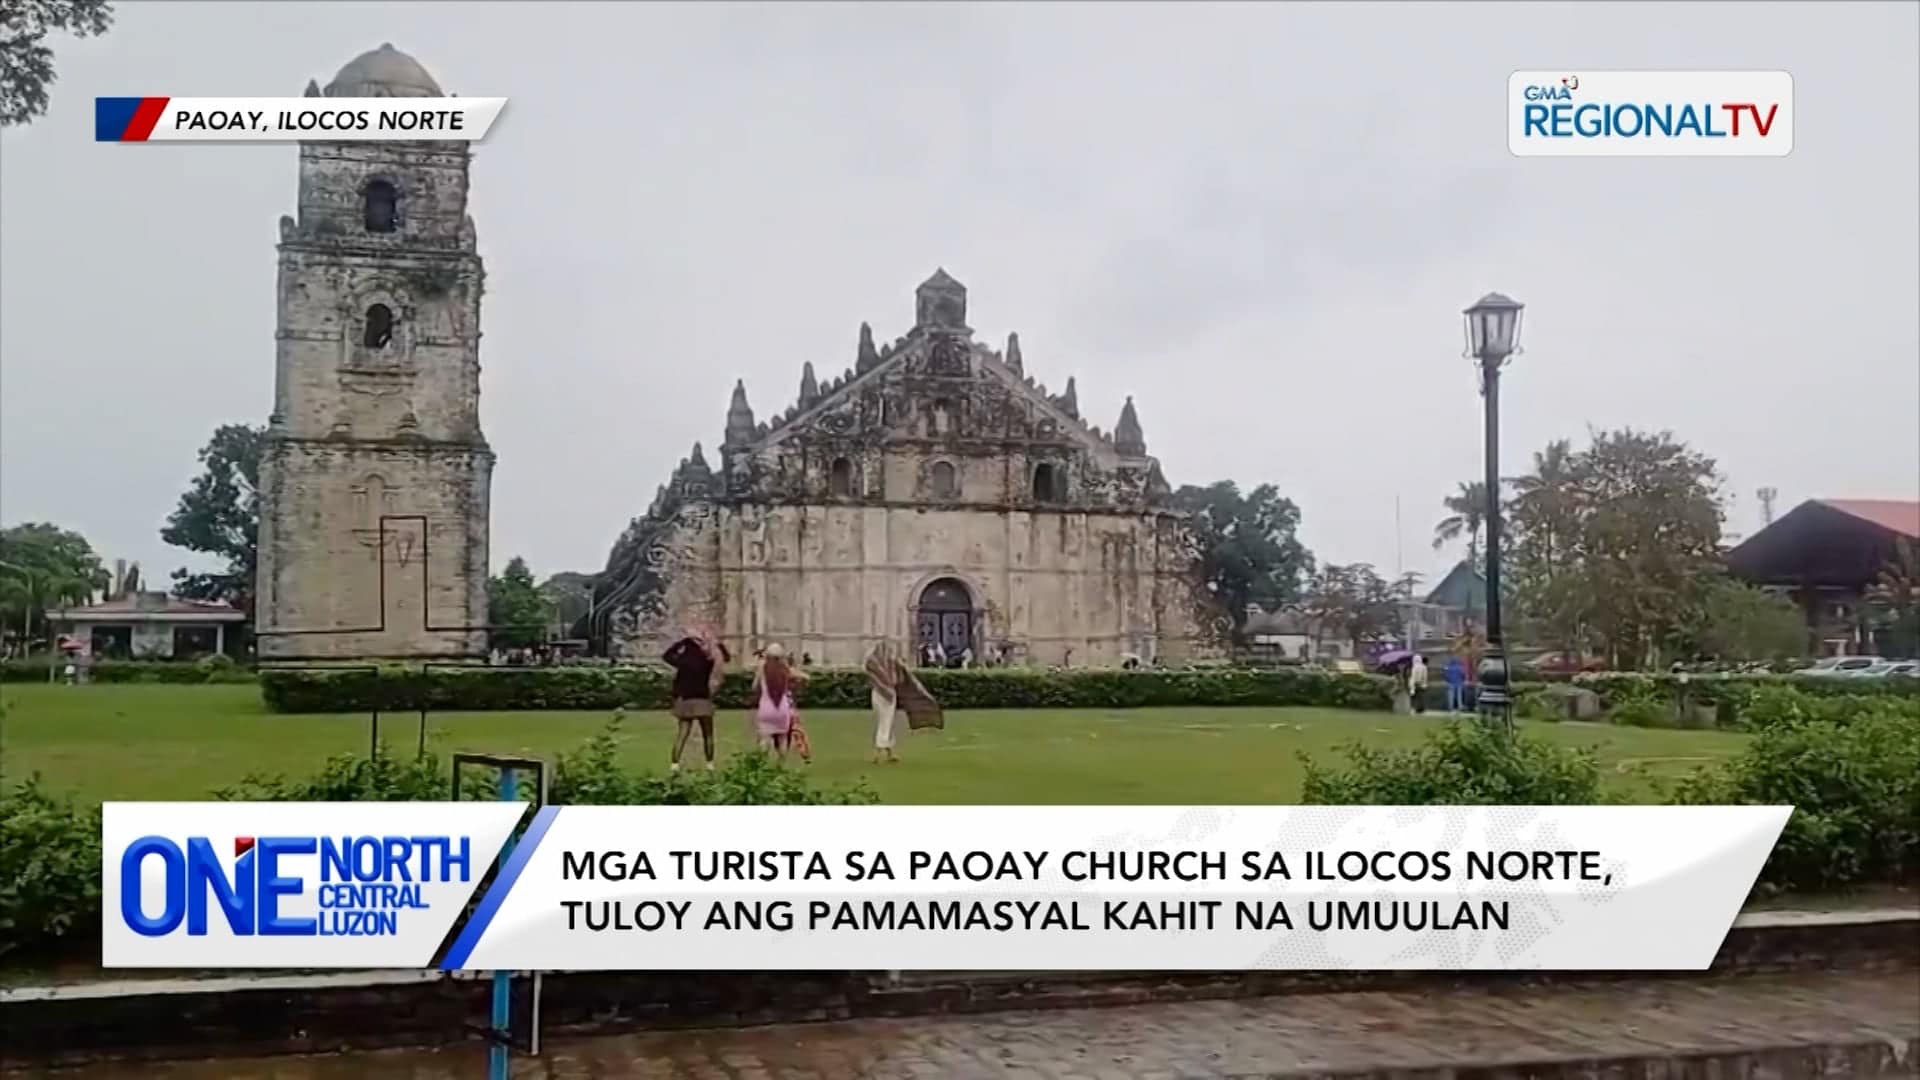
[1843,661,1903,678]
[1802,656,1882,677]
[1881,661,1919,679]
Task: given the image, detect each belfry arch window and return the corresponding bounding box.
[829,457,855,498]
[1032,463,1064,502]
[931,461,959,499]
[364,180,398,233]
[363,304,394,349]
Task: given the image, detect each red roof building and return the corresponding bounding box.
[46,591,245,660]
[1727,498,1919,657]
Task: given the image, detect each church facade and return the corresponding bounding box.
[593,271,1219,666]
[255,45,493,662]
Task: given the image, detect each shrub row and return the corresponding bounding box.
[1303,704,1920,895]
[260,665,1397,714]
[0,656,254,685]
[1476,673,1920,730]
[0,721,872,963]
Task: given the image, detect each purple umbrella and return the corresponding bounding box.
[1372,648,1414,669]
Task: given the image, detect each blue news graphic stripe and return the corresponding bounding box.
[441,805,558,971]
[95,98,143,141]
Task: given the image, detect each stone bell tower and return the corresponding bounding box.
[255,44,492,661]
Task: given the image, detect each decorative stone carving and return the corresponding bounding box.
[928,333,971,376]
[724,380,756,447]
[1115,396,1146,456]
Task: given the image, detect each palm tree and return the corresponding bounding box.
[1871,538,1920,657]
[1508,439,1577,582]
[0,562,97,649]
[1431,481,1489,568]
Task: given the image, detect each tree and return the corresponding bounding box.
[1694,579,1807,662]
[1431,481,1489,569]
[1508,439,1577,583]
[488,557,554,649]
[1172,481,1314,641]
[1869,538,1920,658]
[1302,563,1403,654]
[1507,438,1583,651]
[0,522,109,649]
[0,0,114,127]
[1505,427,1725,668]
[161,424,262,614]
[540,572,596,635]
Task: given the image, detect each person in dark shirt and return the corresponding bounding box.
[663,629,729,773]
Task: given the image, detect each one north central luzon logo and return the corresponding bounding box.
[1521,75,1780,141]
[118,835,471,938]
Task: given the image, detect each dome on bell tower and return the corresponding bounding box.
[325,43,443,98]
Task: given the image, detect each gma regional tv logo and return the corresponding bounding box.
[103,803,522,968]
[118,834,471,938]
[1509,71,1793,157]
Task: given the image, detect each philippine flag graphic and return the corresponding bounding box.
[95,97,172,141]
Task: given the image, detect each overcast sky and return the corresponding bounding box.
[3,1,1916,590]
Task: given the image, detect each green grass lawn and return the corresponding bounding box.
[1,683,1750,806]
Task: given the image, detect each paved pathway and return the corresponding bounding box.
[13,970,1916,1079]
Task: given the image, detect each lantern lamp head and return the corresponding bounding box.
[1463,292,1525,362]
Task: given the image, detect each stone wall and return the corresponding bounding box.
[257,440,491,660]
[618,499,1208,666]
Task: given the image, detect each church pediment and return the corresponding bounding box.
[729,271,1141,463]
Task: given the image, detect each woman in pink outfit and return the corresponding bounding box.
[751,643,806,761]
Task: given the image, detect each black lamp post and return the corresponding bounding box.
[1463,292,1524,734]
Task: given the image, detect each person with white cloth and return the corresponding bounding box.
[865,641,942,763]
[1407,653,1430,714]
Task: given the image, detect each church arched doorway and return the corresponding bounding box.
[914,577,974,662]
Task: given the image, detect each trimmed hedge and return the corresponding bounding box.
[260,665,1396,714]
[0,657,255,685]
[1418,672,1920,729]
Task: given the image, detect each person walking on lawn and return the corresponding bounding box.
[1444,654,1467,713]
[663,627,729,772]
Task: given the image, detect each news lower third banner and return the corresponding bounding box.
[103,803,1790,971]
[94,97,507,142]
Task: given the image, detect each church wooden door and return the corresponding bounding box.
[915,578,973,660]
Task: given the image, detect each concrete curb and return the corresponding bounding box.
[3,909,1913,1068]
[1221,1038,1920,1080]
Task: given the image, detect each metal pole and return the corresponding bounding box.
[1478,357,1513,734]
[489,766,518,1080]
[370,710,380,758]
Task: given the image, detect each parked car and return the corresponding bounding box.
[1881,661,1919,679]
[1803,656,1883,677]
[1525,652,1606,675]
[1845,660,1918,679]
